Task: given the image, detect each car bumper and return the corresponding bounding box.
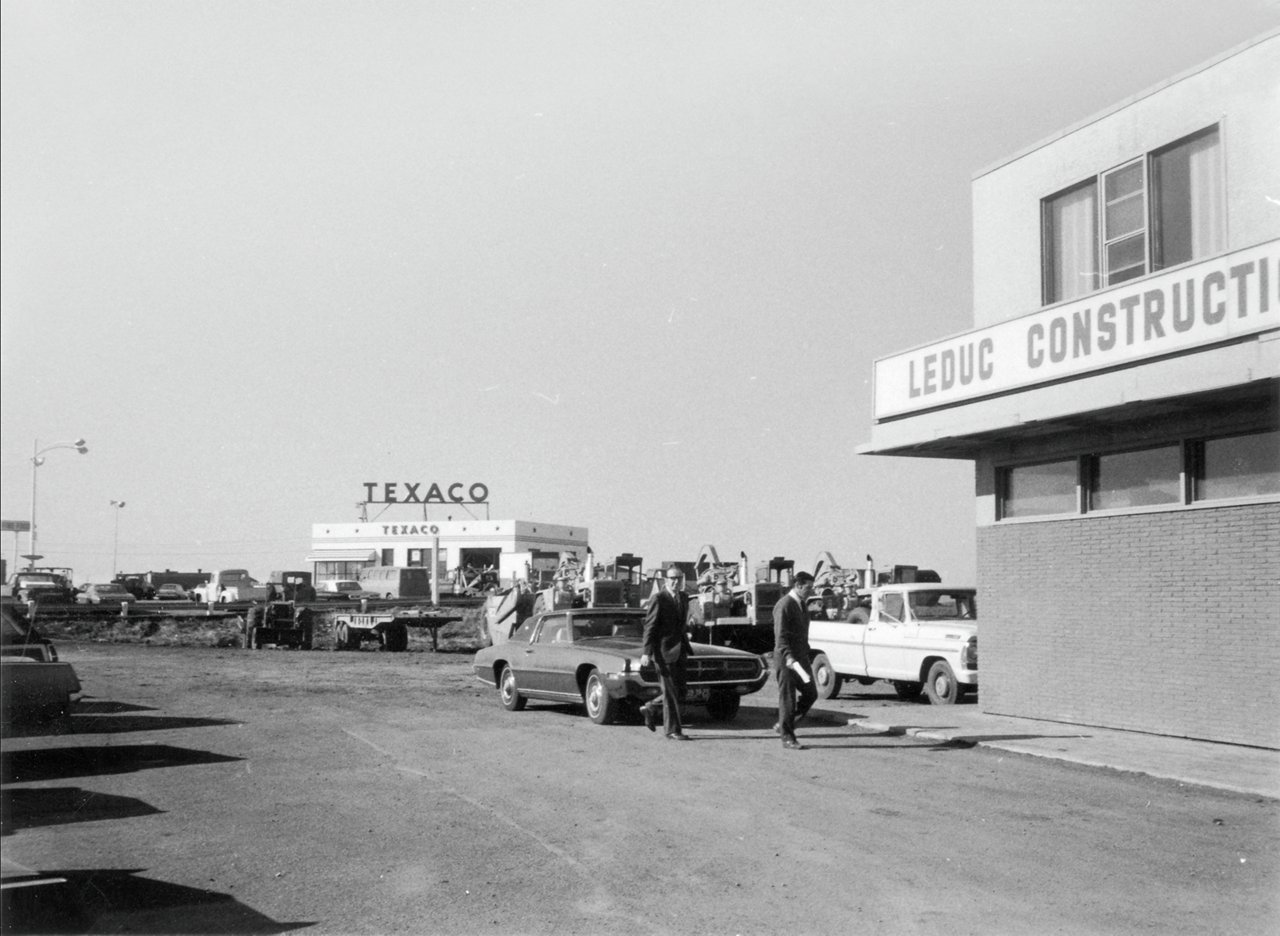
[600,670,769,701]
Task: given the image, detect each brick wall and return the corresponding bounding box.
[977,502,1280,748]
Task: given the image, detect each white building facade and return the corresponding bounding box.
[862,33,1280,747]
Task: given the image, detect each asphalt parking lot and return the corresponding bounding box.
[3,641,1277,935]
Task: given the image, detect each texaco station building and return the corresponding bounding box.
[861,33,1279,748]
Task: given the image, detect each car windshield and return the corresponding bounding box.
[908,591,977,620]
[571,617,643,640]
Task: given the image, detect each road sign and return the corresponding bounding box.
[2,520,32,532]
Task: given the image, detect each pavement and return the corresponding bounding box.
[820,699,1280,800]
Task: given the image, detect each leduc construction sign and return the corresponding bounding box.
[874,239,1278,420]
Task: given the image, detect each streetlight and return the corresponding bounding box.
[27,437,89,570]
[110,500,126,578]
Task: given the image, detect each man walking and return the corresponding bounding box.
[640,567,692,740]
[774,570,818,750]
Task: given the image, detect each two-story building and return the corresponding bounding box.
[861,32,1279,748]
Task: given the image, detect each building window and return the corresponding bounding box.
[1195,430,1280,501]
[1151,127,1225,270]
[1001,459,1078,519]
[380,548,395,566]
[1088,444,1182,511]
[407,549,426,567]
[1043,181,1098,303]
[1042,125,1222,305]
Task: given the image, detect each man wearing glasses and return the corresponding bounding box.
[639,567,693,740]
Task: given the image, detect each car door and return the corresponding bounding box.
[863,591,910,678]
[812,617,868,676]
[516,613,573,695]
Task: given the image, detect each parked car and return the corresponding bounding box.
[472,607,768,725]
[315,580,367,601]
[76,583,136,606]
[6,571,75,603]
[1,604,81,736]
[154,583,190,601]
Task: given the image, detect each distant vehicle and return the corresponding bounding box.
[267,570,317,602]
[2,604,60,662]
[472,607,769,725]
[77,583,136,606]
[316,580,366,601]
[191,569,273,604]
[6,570,75,604]
[154,584,191,601]
[113,575,156,600]
[358,566,431,600]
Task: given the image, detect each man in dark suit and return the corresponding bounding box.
[774,570,818,750]
[640,567,693,740]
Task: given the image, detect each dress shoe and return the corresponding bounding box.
[642,705,656,733]
[666,732,690,741]
[782,737,805,750]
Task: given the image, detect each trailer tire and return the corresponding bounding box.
[384,622,409,652]
[334,621,351,650]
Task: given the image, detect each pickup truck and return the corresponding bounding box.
[806,583,977,704]
[192,569,273,604]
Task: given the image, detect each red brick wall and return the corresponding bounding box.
[977,502,1280,748]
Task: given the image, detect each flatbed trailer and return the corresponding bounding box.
[330,607,463,652]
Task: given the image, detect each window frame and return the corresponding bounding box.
[1040,124,1221,306]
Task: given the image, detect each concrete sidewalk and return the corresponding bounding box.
[821,700,1280,800]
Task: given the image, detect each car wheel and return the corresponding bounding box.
[923,660,960,705]
[500,665,526,711]
[893,680,923,701]
[583,669,615,725]
[811,652,842,700]
[705,690,741,721]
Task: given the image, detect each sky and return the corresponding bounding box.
[3,0,1279,587]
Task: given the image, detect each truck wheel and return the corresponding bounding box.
[583,669,616,725]
[893,680,923,701]
[811,652,843,700]
[500,665,526,711]
[923,661,960,705]
[705,690,741,722]
[384,623,409,652]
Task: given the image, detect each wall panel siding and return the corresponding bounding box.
[977,502,1280,748]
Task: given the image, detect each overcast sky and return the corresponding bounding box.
[3,0,1278,585]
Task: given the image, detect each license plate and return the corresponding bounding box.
[685,687,711,703]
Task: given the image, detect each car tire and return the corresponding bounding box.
[583,669,616,725]
[705,690,741,722]
[923,660,960,705]
[500,665,526,711]
[893,680,923,701]
[811,652,842,700]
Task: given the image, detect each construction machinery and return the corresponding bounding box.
[528,551,645,616]
[243,602,315,650]
[683,545,793,655]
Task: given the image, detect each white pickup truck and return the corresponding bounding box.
[192,569,273,604]
[807,583,977,704]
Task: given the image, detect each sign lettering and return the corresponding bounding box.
[362,482,489,505]
[874,241,1278,419]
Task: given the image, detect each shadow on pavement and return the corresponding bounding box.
[74,699,158,714]
[2,743,242,783]
[1,787,162,833]
[1,868,313,934]
[68,713,240,735]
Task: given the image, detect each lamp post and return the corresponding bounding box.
[110,500,126,578]
[28,437,89,570]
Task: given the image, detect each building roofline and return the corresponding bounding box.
[972,29,1280,182]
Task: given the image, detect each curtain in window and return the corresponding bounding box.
[1186,131,1224,257]
[1048,184,1098,302]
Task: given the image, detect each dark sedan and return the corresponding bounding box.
[472,607,768,725]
